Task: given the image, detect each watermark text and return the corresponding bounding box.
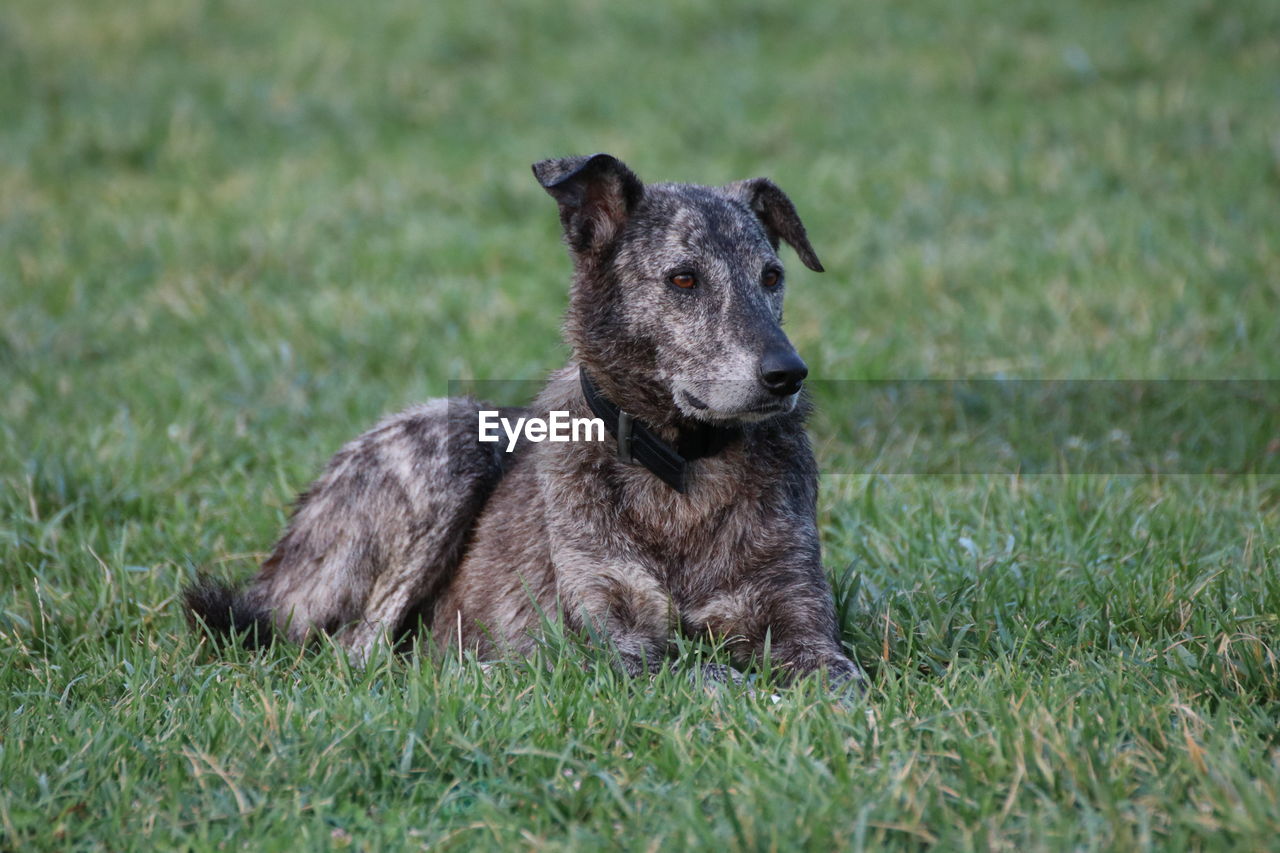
[478,410,606,452]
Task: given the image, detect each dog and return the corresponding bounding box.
[186,154,866,692]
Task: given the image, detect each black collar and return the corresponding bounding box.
[578,368,739,494]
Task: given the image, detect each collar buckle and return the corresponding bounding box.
[616,411,634,464]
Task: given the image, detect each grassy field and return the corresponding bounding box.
[3,0,1280,848]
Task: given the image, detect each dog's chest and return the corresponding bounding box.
[610,456,768,592]
[539,426,798,599]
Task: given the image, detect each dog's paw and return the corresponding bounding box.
[823,661,869,707]
[688,664,786,703]
[688,662,747,688]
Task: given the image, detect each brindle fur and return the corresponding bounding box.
[186,154,865,690]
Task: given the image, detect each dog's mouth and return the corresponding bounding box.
[678,389,793,423]
[681,390,710,410]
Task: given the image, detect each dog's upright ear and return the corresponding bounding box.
[533,154,644,260]
[723,178,824,272]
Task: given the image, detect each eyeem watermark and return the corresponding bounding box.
[478,410,605,452]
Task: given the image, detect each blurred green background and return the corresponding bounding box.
[3,0,1279,849]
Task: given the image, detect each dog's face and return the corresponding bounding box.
[534,154,824,426]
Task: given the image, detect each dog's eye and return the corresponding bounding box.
[762,270,781,288]
[670,273,697,289]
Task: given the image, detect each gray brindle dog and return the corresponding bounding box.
[186,154,866,692]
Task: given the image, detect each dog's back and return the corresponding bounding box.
[186,398,519,661]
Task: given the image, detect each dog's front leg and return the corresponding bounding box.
[551,544,677,676]
[758,592,867,694]
[693,574,866,692]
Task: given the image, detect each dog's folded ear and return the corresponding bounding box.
[722,178,824,273]
[533,154,644,258]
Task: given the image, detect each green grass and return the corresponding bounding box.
[3,0,1280,848]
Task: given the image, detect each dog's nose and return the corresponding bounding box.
[759,349,808,397]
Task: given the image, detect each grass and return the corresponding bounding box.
[3,0,1280,848]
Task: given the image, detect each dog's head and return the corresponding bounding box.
[533,153,823,427]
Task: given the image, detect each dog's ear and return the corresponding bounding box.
[532,154,644,258]
[723,178,824,272]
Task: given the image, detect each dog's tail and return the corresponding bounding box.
[184,575,276,649]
